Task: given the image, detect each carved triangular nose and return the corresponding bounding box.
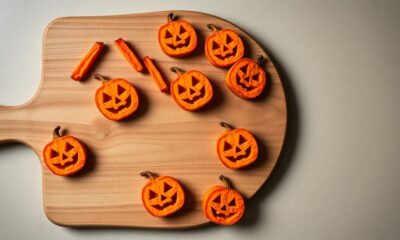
[223,45,229,52]
[235,146,241,153]
[189,88,196,95]
[176,35,181,41]
[221,205,227,211]
[115,98,121,104]
[161,195,167,201]
[62,153,68,160]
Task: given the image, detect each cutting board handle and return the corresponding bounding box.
[0,105,32,144]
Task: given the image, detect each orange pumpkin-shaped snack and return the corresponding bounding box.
[94,74,139,121]
[43,126,87,176]
[170,67,213,111]
[205,24,244,68]
[140,171,185,217]
[217,122,258,169]
[158,13,197,57]
[226,56,267,99]
[202,175,245,225]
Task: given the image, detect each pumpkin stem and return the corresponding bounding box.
[53,126,62,139]
[207,24,218,32]
[219,175,231,189]
[167,13,175,22]
[94,73,108,83]
[219,121,234,131]
[170,67,185,76]
[256,55,265,65]
[140,171,156,180]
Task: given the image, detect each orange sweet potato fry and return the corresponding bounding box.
[71,42,104,81]
[114,38,144,72]
[143,57,168,93]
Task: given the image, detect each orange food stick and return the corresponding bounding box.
[143,56,168,93]
[71,42,104,81]
[114,38,144,72]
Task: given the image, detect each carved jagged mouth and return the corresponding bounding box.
[236,73,260,91]
[53,153,79,170]
[166,38,191,50]
[226,147,251,162]
[214,46,238,61]
[151,193,178,210]
[105,95,132,114]
[211,208,236,218]
[237,79,256,91]
[181,87,206,104]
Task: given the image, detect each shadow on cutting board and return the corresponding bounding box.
[233,32,300,229]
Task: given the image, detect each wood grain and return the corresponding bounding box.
[0,11,287,228]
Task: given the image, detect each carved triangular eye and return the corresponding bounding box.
[226,34,233,44]
[228,198,237,206]
[117,84,126,95]
[149,189,158,200]
[212,41,220,50]
[238,135,247,145]
[50,149,59,158]
[191,76,200,87]
[165,30,173,39]
[164,182,173,192]
[213,195,221,204]
[179,25,186,34]
[224,141,233,151]
[65,142,75,152]
[252,72,260,81]
[240,65,248,74]
[103,92,112,102]
[178,85,186,94]
[236,74,241,82]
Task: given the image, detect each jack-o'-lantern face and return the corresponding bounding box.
[171,69,213,111]
[95,75,139,121]
[141,172,185,217]
[202,175,245,225]
[226,57,267,99]
[205,24,244,68]
[43,126,86,176]
[217,123,258,169]
[158,13,197,57]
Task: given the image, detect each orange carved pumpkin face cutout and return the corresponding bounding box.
[95,74,139,121]
[202,175,245,225]
[158,13,197,57]
[43,126,86,176]
[140,171,185,217]
[217,122,258,169]
[226,57,267,99]
[170,68,213,111]
[205,24,244,68]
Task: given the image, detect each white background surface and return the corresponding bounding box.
[1,0,400,239]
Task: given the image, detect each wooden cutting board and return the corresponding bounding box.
[0,11,287,228]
